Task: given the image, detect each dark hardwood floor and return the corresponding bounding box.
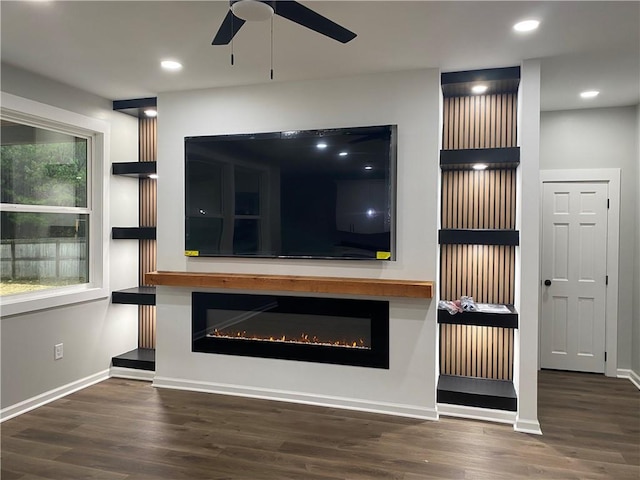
[1,370,638,479]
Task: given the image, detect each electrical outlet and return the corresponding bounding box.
[54,343,63,360]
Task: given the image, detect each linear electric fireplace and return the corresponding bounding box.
[192,292,389,368]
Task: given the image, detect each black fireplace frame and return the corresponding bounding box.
[192,292,389,369]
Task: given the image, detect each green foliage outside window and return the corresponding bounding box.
[1,121,89,295]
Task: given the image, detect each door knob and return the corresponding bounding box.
[544,279,552,286]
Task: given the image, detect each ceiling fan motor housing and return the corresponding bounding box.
[230,0,275,22]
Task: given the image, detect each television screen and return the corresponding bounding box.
[184,125,397,260]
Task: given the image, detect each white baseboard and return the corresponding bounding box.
[153,376,439,421]
[109,366,155,382]
[0,369,110,423]
[437,403,517,426]
[514,416,543,435]
[617,368,640,390]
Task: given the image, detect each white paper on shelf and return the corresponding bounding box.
[476,303,511,314]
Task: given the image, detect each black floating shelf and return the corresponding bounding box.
[440,147,520,170]
[112,227,156,240]
[112,97,157,118]
[437,375,517,411]
[438,305,518,329]
[439,229,519,246]
[112,348,155,371]
[112,161,156,178]
[112,286,156,306]
[441,66,520,98]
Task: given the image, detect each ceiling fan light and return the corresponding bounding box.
[231,0,274,21]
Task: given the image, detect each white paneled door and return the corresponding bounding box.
[540,182,608,373]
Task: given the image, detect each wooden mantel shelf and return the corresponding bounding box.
[145,271,433,299]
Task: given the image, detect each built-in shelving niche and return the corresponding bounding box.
[438,66,520,412]
[111,104,158,372]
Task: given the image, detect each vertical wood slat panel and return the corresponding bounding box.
[138,305,156,349]
[439,244,515,304]
[439,325,514,380]
[139,118,157,162]
[441,170,516,229]
[441,83,519,384]
[442,93,518,149]
[138,117,157,349]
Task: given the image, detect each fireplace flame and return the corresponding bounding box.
[206,329,369,349]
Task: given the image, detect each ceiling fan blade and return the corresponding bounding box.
[274,1,356,44]
[212,10,246,45]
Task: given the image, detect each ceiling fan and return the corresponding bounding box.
[211,0,357,45]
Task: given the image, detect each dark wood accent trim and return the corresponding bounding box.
[441,66,521,85]
[112,98,157,118]
[145,271,433,299]
[112,98,157,110]
[441,67,520,98]
[111,348,155,371]
[440,147,519,169]
[439,229,519,246]
[112,161,156,177]
[437,306,518,329]
[437,374,517,411]
[112,227,156,240]
[111,287,156,306]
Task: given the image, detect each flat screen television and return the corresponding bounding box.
[184,124,397,260]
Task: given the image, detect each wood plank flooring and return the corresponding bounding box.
[1,370,638,479]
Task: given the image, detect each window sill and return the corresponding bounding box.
[0,285,109,317]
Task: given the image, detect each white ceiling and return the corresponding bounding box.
[1,1,638,111]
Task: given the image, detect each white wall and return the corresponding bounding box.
[155,69,441,417]
[0,64,139,410]
[634,104,640,376]
[540,105,639,370]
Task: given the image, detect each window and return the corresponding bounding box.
[0,93,108,315]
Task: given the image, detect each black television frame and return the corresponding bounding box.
[184,124,398,261]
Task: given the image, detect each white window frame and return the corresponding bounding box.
[0,92,109,316]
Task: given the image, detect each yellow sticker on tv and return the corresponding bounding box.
[184,250,200,257]
[376,251,391,260]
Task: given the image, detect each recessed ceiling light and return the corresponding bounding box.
[472,163,488,171]
[471,85,488,94]
[317,142,328,149]
[364,165,373,170]
[580,90,600,99]
[144,109,157,118]
[161,60,182,71]
[338,151,348,157]
[513,20,540,32]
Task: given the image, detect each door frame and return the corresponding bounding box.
[539,168,620,377]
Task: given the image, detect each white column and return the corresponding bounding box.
[514,59,542,434]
